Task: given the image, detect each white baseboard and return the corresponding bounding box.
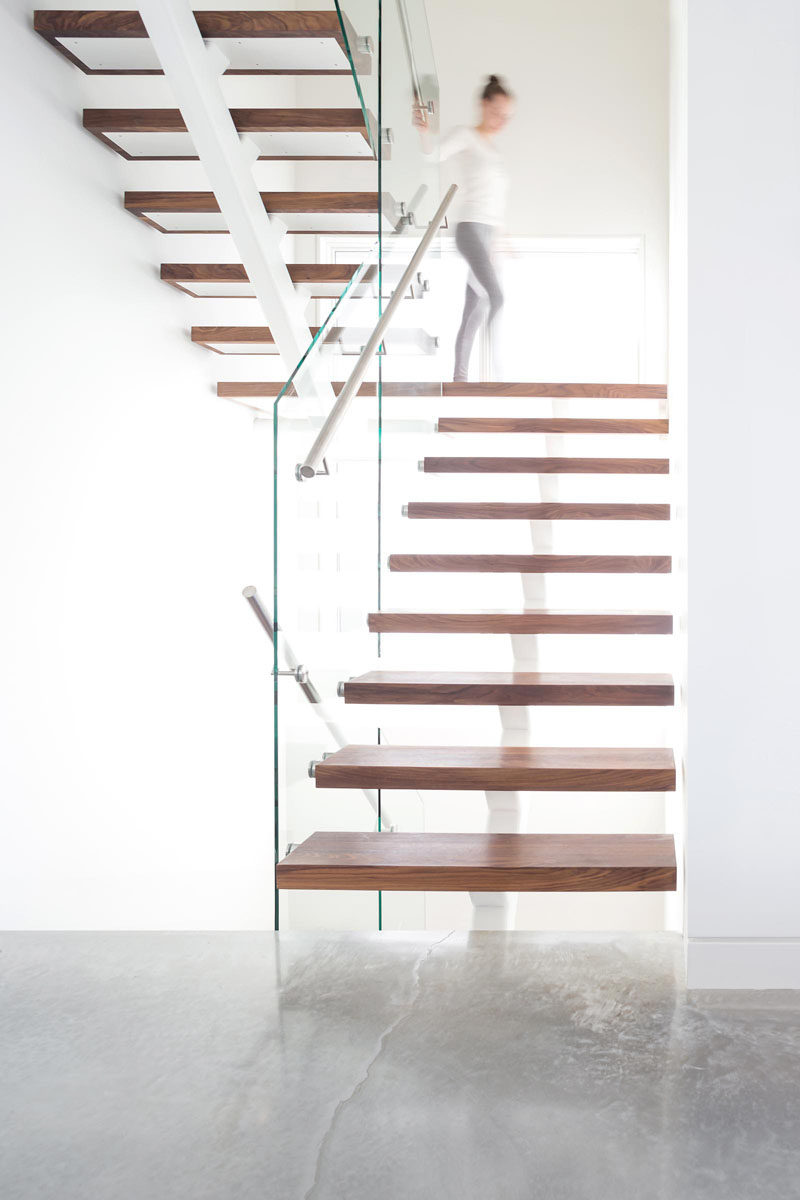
[688,938,800,989]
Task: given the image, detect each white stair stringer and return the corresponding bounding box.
[138,0,335,416]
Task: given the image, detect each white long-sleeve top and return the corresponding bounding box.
[429,125,509,227]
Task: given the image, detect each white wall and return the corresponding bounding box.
[425,0,669,382]
[0,1,279,929]
[685,0,800,987]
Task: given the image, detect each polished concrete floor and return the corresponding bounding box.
[2,931,799,1200]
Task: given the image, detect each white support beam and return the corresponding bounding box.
[138,0,333,412]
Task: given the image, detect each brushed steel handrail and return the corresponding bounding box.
[295,182,457,480]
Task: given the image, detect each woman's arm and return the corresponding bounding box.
[413,119,470,162]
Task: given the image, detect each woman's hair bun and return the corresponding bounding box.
[481,74,512,100]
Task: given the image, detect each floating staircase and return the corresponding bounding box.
[36,6,677,926]
[276,370,676,906]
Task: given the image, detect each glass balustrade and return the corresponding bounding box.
[268,1,447,930]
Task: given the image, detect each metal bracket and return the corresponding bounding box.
[275,665,309,685]
[295,456,330,482]
[357,35,374,54]
[308,752,334,778]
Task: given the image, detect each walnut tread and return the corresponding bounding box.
[422,457,669,475]
[367,610,673,634]
[437,417,669,434]
[276,832,678,891]
[192,326,435,354]
[341,671,675,706]
[405,502,670,521]
[216,381,667,399]
[84,108,374,159]
[126,191,381,213]
[125,191,386,234]
[387,554,671,574]
[34,11,363,76]
[163,262,365,298]
[315,745,676,791]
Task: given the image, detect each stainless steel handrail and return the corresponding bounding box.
[242,585,396,829]
[295,182,457,480]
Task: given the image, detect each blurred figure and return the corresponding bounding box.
[417,75,514,381]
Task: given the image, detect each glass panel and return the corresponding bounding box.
[333,1,379,155]
[271,0,447,930]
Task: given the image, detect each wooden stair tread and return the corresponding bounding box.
[192,326,435,355]
[404,502,670,520]
[437,417,668,434]
[125,192,391,235]
[315,745,675,791]
[276,832,678,891]
[126,190,383,211]
[167,263,422,300]
[422,457,669,475]
[216,381,667,399]
[84,108,375,160]
[388,554,671,573]
[342,671,675,706]
[368,610,673,634]
[35,11,366,76]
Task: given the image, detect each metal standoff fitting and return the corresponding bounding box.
[337,680,347,698]
[308,760,319,778]
[418,459,425,471]
[274,665,309,684]
[357,35,373,54]
[401,504,409,517]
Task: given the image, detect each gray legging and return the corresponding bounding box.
[453,221,504,382]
